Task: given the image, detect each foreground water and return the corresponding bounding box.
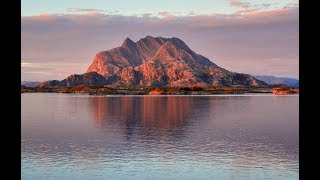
[21,93,299,180]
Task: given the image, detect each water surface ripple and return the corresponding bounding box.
[22,94,299,180]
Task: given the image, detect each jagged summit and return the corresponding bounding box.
[121,37,135,47]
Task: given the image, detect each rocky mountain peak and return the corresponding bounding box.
[83,36,268,87]
[121,37,136,48]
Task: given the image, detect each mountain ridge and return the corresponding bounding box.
[38,36,268,88]
[254,75,299,87]
[21,81,41,87]
[37,72,107,88]
[86,36,266,87]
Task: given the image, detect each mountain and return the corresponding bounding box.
[86,36,267,87]
[21,81,40,87]
[36,72,107,88]
[254,75,299,87]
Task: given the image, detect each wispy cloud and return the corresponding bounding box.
[229,0,251,9]
[261,3,272,8]
[229,0,285,14]
[67,8,106,13]
[23,8,298,29]
[283,0,299,9]
[158,11,172,17]
[21,62,89,81]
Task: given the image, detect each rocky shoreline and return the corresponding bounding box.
[272,87,299,95]
[21,85,299,95]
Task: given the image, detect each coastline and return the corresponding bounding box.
[21,85,299,95]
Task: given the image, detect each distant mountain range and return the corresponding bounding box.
[21,81,40,87]
[37,36,267,88]
[254,76,299,87]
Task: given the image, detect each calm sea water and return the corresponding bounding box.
[21,93,299,180]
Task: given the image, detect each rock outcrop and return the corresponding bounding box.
[272,87,299,95]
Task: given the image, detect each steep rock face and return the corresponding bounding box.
[84,36,268,87]
[37,72,107,88]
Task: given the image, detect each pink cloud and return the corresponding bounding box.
[230,1,242,7]
[229,0,251,9]
[35,13,58,21]
[23,7,298,29]
[158,11,172,17]
[67,8,106,14]
[234,8,260,15]
[246,8,298,18]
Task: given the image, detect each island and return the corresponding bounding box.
[21,36,299,95]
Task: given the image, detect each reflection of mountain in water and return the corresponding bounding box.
[89,96,194,128]
[22,94,298,177]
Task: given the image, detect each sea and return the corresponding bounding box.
[21,93,299,179]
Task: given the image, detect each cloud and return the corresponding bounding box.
[21,62,89,81]
[283,1,299,9]
[67,8,106,13]
[234,8,260,15]
[158,11,172,17]
[22,7,299,81]
[22,8,298,30]
[229,0,251,9]
[261,3,271,8]
[229,0,279,14]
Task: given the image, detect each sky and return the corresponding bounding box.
[21,0,299,81]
